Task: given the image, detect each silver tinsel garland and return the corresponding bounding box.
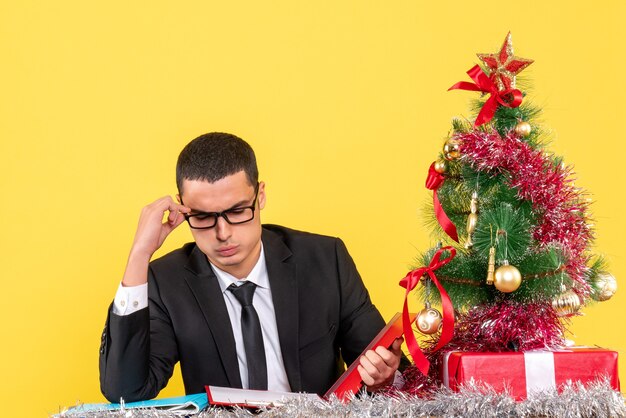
[56,381,625,418]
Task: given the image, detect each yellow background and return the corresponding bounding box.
[1,1,624,416]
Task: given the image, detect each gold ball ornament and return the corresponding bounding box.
[434,160,447,174]
[514,121,532,137]
[416,305,443,335]
[552,290,581,316]
[592,272,618,301]
[443,138,461,160]
[494,261,522,293]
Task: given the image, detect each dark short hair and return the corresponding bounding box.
[176,132,258,194]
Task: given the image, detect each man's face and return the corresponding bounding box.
[178,170,266,279]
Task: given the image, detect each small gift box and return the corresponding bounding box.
[442,348,620,400]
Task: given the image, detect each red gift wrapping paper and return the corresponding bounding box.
[442,348,620,400]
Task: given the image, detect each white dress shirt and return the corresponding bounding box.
[113,245,292,391]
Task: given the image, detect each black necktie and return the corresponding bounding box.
[227,281,268,390]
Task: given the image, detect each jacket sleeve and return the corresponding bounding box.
[99,266,179,402]
[333,238,386,365]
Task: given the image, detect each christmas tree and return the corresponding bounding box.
[399,33,619,390]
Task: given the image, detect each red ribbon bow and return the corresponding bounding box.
[399,246,456,375]
[426,163,459,243]
[448,65,523,126]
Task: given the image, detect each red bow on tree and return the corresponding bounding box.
[426,163,459,243]
[448,65,523,126]
[399,246,456,375]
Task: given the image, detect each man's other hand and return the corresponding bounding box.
[357,337,404,392]
[122,197,190,287]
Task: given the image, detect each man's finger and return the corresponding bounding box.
[167,206,188,223]
[357,365,375,387]
[391,336,404,354]
[161,197,190,224]
[374,346,398,368]
[152,196,189,212]
[163,210,187,232]
[359,354,382,378]
[166,201,191,215]
[168,211,187,227]
[364,349,389,373]
[167,210,178,224]
[175,202,191,213]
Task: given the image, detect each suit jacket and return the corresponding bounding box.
[99,224,386,402]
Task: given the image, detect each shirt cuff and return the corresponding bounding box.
[392,369,405,389]
[112,282,148,315]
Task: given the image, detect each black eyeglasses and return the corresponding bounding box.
[182,183,259,230]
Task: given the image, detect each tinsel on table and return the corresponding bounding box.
[56,381,625,417]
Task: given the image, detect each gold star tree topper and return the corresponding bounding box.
[477,32,534,91]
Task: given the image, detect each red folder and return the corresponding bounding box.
[324,311,416,402]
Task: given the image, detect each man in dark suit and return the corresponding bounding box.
[99,132,403,402]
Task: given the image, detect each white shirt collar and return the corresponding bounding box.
[210,244,268,293]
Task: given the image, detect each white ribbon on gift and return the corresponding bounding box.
[524,351,556,395]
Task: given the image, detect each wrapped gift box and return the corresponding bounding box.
[442,348,620,400]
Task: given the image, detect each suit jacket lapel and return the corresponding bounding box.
[262,229,302,392]
[183,245,243,388]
